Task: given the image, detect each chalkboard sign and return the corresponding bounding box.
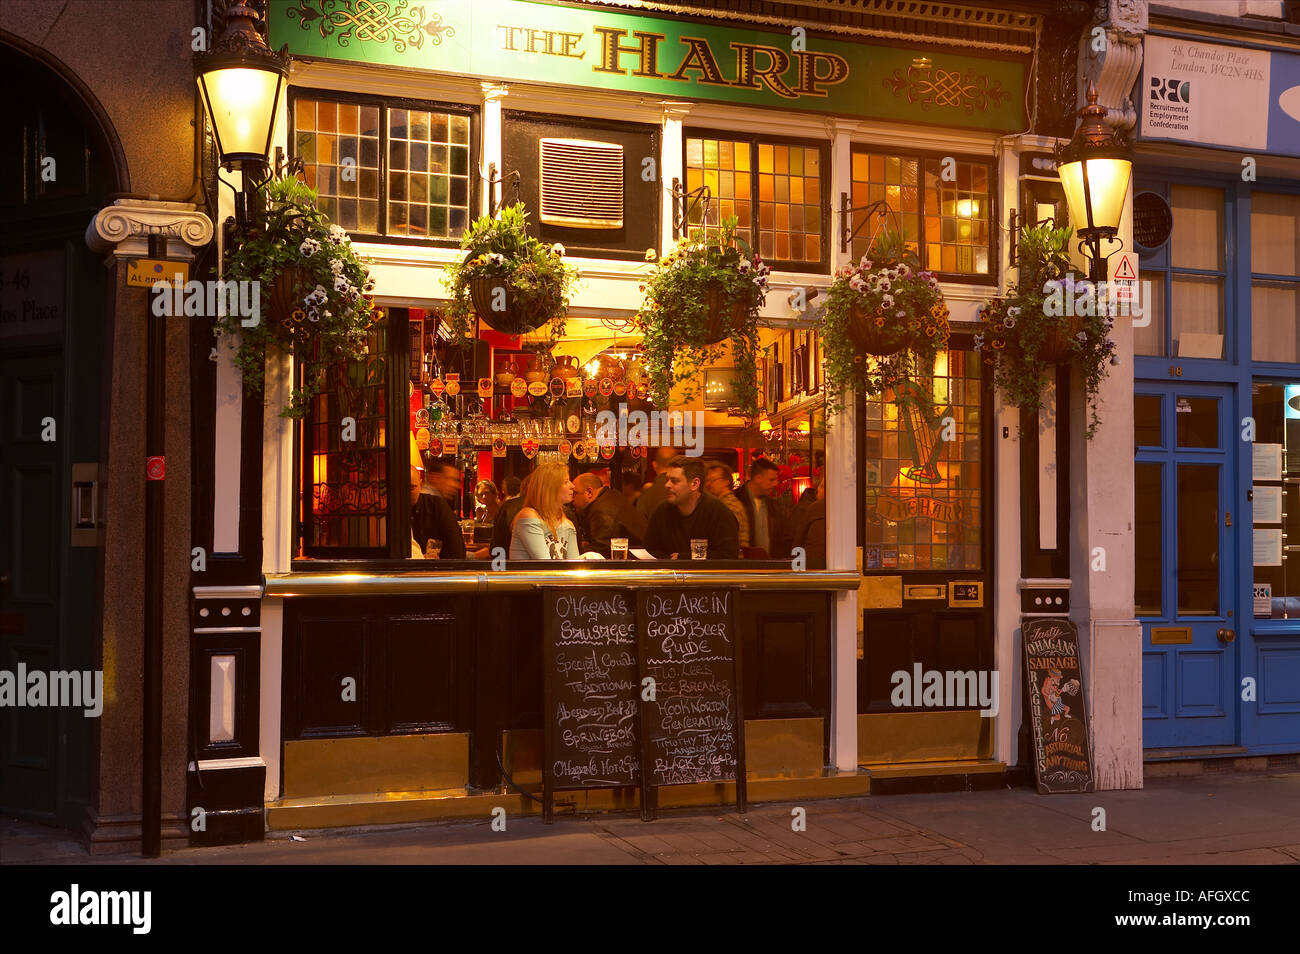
[1022,617,1094,794]
[637,588,745,819]
[542,589,641,822]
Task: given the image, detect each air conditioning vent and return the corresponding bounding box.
[539,138,624,229]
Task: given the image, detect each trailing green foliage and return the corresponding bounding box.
[633,217,768,417]
[441,203,579,345]
[817,229,951,418]
[221,175,378,418]
[975,224,1118,439]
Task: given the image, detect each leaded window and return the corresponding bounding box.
[849,151,992,278]
[293,93,474,241]
[685,132,828,271]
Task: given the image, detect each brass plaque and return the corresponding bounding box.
[904,584,946,601]
[861,576,903,609]
[1151,627,1192,644]
[948,581,984,608]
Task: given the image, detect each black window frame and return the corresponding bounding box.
[848,145,997,287]
[683,127,832,275]
[289,87,479,248]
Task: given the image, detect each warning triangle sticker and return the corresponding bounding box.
[1113,254,1137,280]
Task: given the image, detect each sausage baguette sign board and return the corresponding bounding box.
[636,588,746,820]
[542,589,641,823]
[1022,617,1094,794]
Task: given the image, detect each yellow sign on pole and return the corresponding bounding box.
[126,259,189,289]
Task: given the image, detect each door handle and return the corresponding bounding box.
[1217,628,1235,643]
[1225,511,1231,527]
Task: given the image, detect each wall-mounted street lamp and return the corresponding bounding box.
[194,0,289,225]
[1056,81,1133,284]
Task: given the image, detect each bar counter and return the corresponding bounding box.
[266,561,851,789]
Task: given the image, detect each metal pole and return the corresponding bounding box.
[1089,234,1108,285]
[142,232,166,857]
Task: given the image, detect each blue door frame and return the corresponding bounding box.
[1135,170,1300,754]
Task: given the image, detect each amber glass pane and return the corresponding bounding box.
[861,349,982,571]
[294,97,381,234]
[922,157,990,275]
[387,108,469,239]
[685,137,753,248]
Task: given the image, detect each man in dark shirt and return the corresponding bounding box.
[644,456,739,560]
[572,472,647,556]
[634,446,678,520]
[411,465,465,558]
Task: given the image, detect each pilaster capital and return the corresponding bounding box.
[481,82,509,103]
[85,199,214,260]
[1078,0,1147,132]
[660,101,693,122]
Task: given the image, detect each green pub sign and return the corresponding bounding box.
[270,0,1026,130]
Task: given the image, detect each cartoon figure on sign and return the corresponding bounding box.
[1041,668,1080,725]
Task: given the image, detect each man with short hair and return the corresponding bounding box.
[635,446,679,519]
[736,457,790,558]
[491,471,532,556]
[704,463,750,549]
[432,460,464,516]
[572,472,647,557]
[411,465,465,559]
[501,475,522,501]
[644,456,739,560]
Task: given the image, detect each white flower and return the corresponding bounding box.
[879,279,891,292]
[329,258,345,274]
[334,276,351,294]
[860,257,873,270]
[364,277,376,292]
[299,238,321,256]
[306,307,320,322]
[1004,316,1015,328]
[551,243,565,256]
[486,252,506,266]
[1007,306,1021,317]
[848,275,864,291]
[896,310,906,318]
[882,294,895,308]
[327,224,348,245]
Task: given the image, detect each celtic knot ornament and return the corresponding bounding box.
[884,66,1010,115]
[287,0,455,53]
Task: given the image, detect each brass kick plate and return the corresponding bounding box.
[949,581,984,608]
[861,576,903,609]
[1151,627,1193,644]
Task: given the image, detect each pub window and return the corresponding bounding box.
[1250,381,1300,618]
[292,92,475,241]
[849,151,992,278]
[299,317,394,558]
[861,347,983,571]
[684,132,828,271]
[1135,183,1226,359]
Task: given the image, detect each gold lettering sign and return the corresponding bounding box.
[874,492,963,525]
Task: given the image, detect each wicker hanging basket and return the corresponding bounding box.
[267,265,315,326]
[1038,314,1087,364]
[847,303,909,357]
[469,273,554,334]
[700,282,748,345]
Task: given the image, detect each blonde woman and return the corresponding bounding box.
[510,462,579,560]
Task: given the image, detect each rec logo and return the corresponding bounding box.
[1150,76,1190,103]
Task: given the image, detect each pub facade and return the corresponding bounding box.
[0,0,1164,850]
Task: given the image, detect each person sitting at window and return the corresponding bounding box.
[411,464,464,559]
[510,462,580,560]
[492,473,530,556]
[474,479,501,525]
[572,472,647,557]
[644,456,739,560]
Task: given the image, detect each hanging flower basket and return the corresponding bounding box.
[267,265,315,327]
[1037,313,1088,365]
[847,302,909,357]
[443,203,579,347]
[816,230,950,418]
[633,217,768,416]
[468,273,552,334]
[701,281,749,346]
[975,224,1119,440]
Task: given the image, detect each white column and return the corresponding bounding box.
[481,83,507,217]
[826,120,858,773]
[659,103,691,250]
[993,137,1023,768]
[262,346,295,575]
[1069,181,1142,791]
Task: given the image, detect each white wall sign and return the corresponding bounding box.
[1254,485,1283,524]
[1142,35,1270,151]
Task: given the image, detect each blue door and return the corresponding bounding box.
[1135,384,1237,749]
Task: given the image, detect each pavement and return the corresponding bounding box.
[4,770,1300,865]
